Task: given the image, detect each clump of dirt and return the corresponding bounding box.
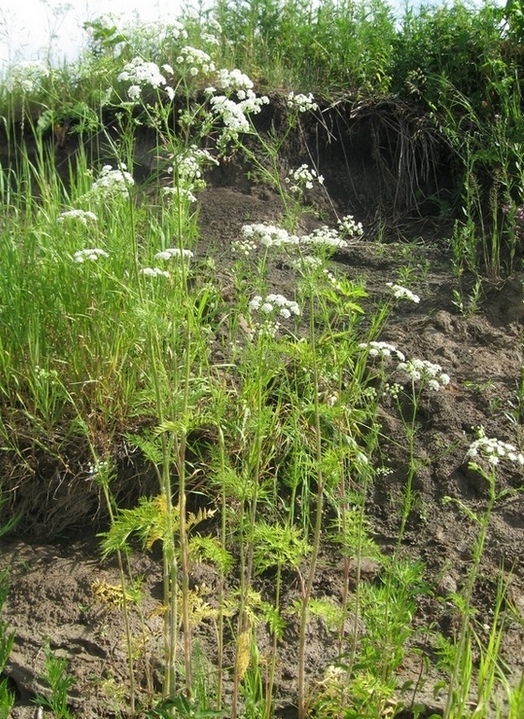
[1,103,523,718]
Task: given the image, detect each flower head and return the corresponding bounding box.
[396,358,450,390]
[467,427,524,467]
[208,90,269,146]
[167,146,219,188]
[176,46,215,76]
[245,292,300,340]
[171,20,188,41]
[338,215,364,240]
[117,57,175,101]
[140,267,170,278]
[216,68,254,98]
[359,341,406,362]
[386,282,420,304]
[118,57,166,88]
[58,209,97,225]
[241,223,299,248]
[74,248,109,263]
[6,60,50,93]
[127,84,142,100]
[287,92,318,113]
[301,227,347,249]
[249,293,300,318]
[154,248,194,261]
[285,164,324,193]
[89,164,135,200]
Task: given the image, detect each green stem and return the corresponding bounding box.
[100,481,137,716]
[216,425,228,711]
[232,363,264,719]
[444,471,497,716]
[297,292,324,719]
[265,565,282,719]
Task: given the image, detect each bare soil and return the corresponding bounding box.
[1,108,524,718]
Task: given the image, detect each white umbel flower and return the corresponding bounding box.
[467,428,524,467]
[74,248,108,262]
[386,282,420,304]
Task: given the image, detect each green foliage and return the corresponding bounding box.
[357,560,429,676]
[390,2,504,107]
[0,571,15,719]
[0,499,20,719]
[147,694,222,719]
[100,495,215,555]
[211,0,397,94]
[33,644,76,719]
[502,0,524,43]
[251,520,310,573]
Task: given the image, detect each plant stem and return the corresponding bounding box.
[297,292,324,719]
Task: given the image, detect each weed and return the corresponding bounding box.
[505,350,524,425]
[452,278,483,317]
[442,429,524,716]
[33,643,76,719]
[0,569,15,719]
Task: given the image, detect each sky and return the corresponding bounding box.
[0,0,185,70]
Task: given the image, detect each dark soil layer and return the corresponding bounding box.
[1,105,523,718]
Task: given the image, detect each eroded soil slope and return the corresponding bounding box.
[1,118,524,718]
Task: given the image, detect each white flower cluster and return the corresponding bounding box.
[383,382,403,399]
[216,68,254,99]
[58,209,97,225]
[74,248,109,263]
[171,20,189,41]
[249,294,300,319]
[174,147,218,181]
[90,164,135,199]
[140,267,170,278]
[397,358,450,391]
[358,341,406,361]
[285,164,324,193]
[176,46,215,76]
[34,365,60,391]
[87,458,111,478]
[467,428,524,467]
[241,223,299,248]
[287,92,318,113]
[301,227,347,249]
[118,57,174,100]
[232,237,257,257]
[201,32,219,45]
[118,58,166,87]
[154,248,194,261]
[209,92,269,138]
[162,187,197,203]
[207,18,222,34]
[338,215,364,239]
[323,268,343,290]
[209,96,250,132]
[300,256,323,268]
[6,60,50,93]
[386,282,421,304]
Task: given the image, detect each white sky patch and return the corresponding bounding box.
[0,0,183,69]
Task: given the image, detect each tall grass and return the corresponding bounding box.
[0,2,523,718]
